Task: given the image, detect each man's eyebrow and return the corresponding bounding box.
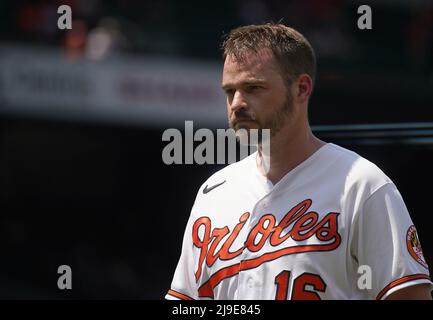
[221,80,267,90]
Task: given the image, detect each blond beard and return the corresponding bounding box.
[229,93,293,145]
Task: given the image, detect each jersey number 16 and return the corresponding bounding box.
[274,270,326,300]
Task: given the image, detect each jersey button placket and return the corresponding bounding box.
[236,198,268,299]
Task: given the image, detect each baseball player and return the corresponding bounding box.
[166,24,433,300]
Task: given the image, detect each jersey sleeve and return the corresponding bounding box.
[350,182,433,300]
[165,191,202,300]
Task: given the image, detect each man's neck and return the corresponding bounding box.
[256,125,326,185]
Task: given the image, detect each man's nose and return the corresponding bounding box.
[230,90,247,112]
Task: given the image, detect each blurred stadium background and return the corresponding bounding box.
[0,0,432,299]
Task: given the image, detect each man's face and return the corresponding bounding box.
[222,48,292,141]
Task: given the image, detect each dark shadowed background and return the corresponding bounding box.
[0,0,432,298]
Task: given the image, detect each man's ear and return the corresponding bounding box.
[293,74,313,104]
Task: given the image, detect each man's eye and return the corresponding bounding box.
[225,89,235,96]
[246,85,261,92]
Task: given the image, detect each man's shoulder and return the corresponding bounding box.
[328,143,393,195]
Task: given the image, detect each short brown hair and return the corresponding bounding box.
[222,23,316,86]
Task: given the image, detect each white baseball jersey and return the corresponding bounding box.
[166,143,432,300]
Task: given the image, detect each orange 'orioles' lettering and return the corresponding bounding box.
[192,212,249,281]
[192,199,341,297]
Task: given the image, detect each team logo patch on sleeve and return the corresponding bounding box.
[406,225,428,269]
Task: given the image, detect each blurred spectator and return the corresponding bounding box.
[64,19,87,59]
[85,17,128,60]
[6,0,431,70]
